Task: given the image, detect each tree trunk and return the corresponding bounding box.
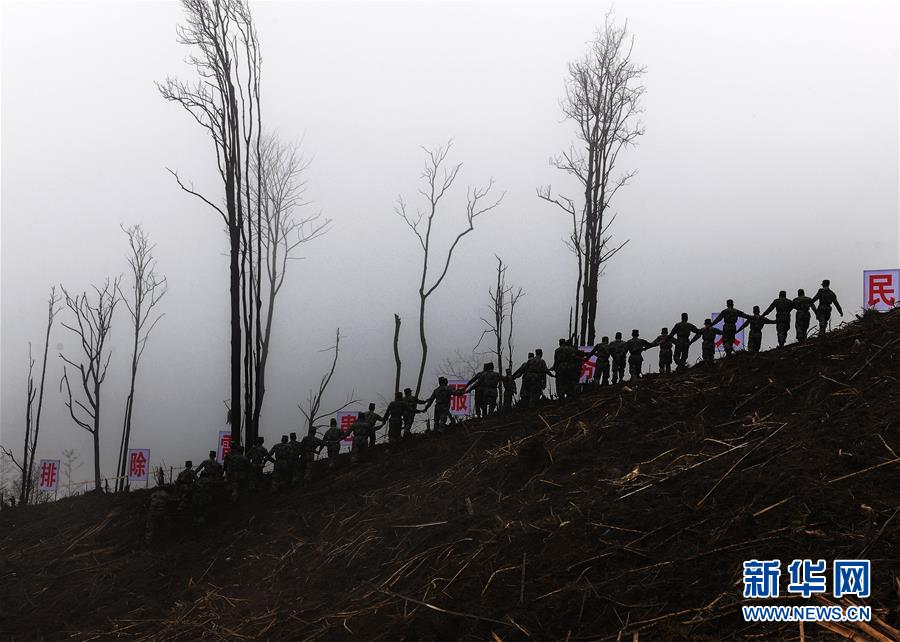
[393,314,402,394]
[415,295,427,397]
[93,381,102,491]
[229,221,243,446]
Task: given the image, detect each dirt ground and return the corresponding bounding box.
[2,309,899,641]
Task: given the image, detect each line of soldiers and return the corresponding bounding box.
[146,280,842,542]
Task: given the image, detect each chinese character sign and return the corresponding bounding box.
[336,410,358,448]
[127,449,150,482]
[579,346,596,384]
[711,312,745,353]
[37,459,60,492]
[217,431,232,463]
[742,559,871,600]
[447,380,471,417]
[864,269,900,311]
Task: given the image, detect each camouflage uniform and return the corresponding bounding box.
[694,324,722,363]
[299,434,324,482]
[712,306,749,356]
[247,441,272,490]
[587,340,611,385]
[467,367,502,416]
[519,355,551,407]
[792,293,817,344]
[269,440,295,491]
[382,399,407,447]
[512,357,533,407]
[175,467,197,501]
[224,449,251,501]
[608,337,628,384]
[287,435,303,484]
[363,410,384,448]
[323,424,344,469]
[145,486,171,544]
[552,344,582,399]
[812,285,842,335]
[654,333,675,374]
[625,334,656,380]
[500,373,517,410]
[423,382,459,433]
[739,313,776,353]
[401,391,423,437]
[762,295,794,347]
[670,320,700,367]
[350,417,372,463]
[196,457,224,482]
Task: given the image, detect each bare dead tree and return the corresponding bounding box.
[507,286,524,373]
[298,329,358,434]
[475,256,525,374]
[115,225,167,492]
[396,141,504,396]
[244,133,331,444]
[61,448,83,496]
[1,289,63,504]
[159,0,262,446]
[59,280,120,492]
[436,349,492,382]
[538,13,645,345]
[393,314,402,394]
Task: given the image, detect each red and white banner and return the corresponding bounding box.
[336,410,358,448]
[579,346,597,384]
[217,431,232,463]
[38,459,60,492]
[127,448,150,482]
[447,379,472,417]
[711,312,745,353]
[864,269,899,312]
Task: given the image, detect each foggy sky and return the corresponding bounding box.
[2,1,898,487]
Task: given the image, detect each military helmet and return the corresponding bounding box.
[632,329,639,337]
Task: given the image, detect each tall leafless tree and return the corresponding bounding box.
[298,329,357,434]
[244,133,331,444]
[1,289,62,504]
[115,225,167,492]
[538,14,646,345]
[59,280,120,492]
[159,0,262,446]
[396,142,504,396]
[475,256,525,376]
[392,314,402,394]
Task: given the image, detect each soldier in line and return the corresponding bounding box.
[145,484,172,544]
[286,432,302,484]
[501,368,517,411]
[299,429,324,482]
[812,279,843,336]
[381,392,408,448]
[669,314,701,368]
[176,461,197,495]
[608,332,628,384]
[586,336,611,386]
[247,437,272,491]
[269,435,294,491]
[712,300,749,356]
[402,388,423,438]
[691,318,722,363]
[323,419,344,470]
[654,328,675,375]
[223,444,251,502]
[420,377,464,434]
[626,329,657,380]
[762,291,794,347]
[350,412,373,463]
[363,403,384,448]
[196,450,224,482]
[552,339,582,400]
[792,289,818,344]
[738,306,776,354]
[516,349,553,407]
[466,362,502,416]
[512,353,534,407]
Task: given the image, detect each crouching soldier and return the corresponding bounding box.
[323,418,344,470]
[145,485,172,545]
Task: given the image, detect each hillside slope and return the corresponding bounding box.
[2,311,900,640]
